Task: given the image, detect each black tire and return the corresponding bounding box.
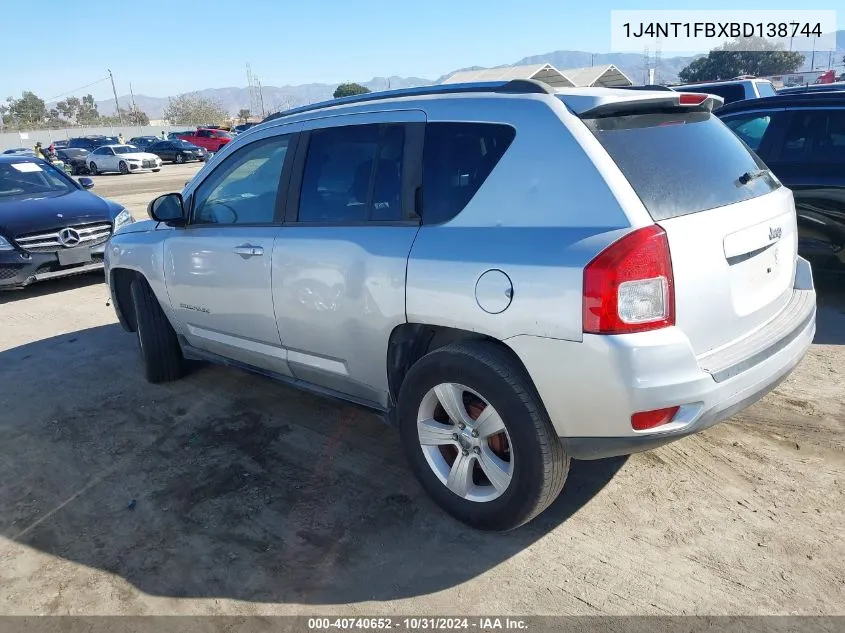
[119,161,129,175]
[175,153,185,164]
[397,341,568,531]
[130,278,184,383]
[152,168,161,172]
[89,162,98,175]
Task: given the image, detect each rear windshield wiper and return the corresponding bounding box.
[738,169,771,185]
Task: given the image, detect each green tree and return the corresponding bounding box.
[333,82,370,99]
[163,93,228,125]
[679,38,804,83]
[77,94,100,124]
[8,91,47,126]
[237,108,251,123]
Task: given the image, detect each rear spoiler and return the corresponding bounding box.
[559,90,724,118]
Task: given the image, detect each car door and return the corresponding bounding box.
[272,111,424,408]
[101,146,118,171]
[195,129,213,151]
[765,108,845,265]
[163,127,299,374]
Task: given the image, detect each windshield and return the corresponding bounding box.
[177,140,199,148]
[114,145,140,154]
[0,161,75,198]
[584,109,779,220]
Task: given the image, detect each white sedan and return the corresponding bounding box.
[86,145,162,175]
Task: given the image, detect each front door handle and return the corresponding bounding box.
[233,244,264,258]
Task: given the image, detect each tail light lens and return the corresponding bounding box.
[583,225,675,334]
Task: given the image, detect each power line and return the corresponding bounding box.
[46,76,111,102]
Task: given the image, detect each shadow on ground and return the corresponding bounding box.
[813,272,845,345]
[0,273,104,304]
[0,323,626,604]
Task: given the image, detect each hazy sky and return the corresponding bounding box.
[2,0,842,100]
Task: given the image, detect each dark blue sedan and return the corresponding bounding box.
[0,156,134,289]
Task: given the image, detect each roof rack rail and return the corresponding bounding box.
[262,79,554,123]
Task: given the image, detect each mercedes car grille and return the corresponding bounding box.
[15,221,113,253]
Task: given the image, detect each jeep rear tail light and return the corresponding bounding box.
[583,225,675,334]
[678,93,709,106]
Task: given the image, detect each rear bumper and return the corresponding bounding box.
[0,244,106,289]
[507,257,817,460]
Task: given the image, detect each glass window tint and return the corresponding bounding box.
[755,82,776,97]
[298,124,402,223]
[723,113,773,151]
[780,111,815,161]
[684,84,745,103]
[813,110,845,163]
[586,110,779,221]
[371,125,405,221]
[192,136,289,225]
[421,123,515,225]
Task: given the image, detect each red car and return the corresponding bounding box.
[177,128,233,153]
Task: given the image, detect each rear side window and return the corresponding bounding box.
[776,110,845,164]
[422,123,515,225]
[722,112,774,151]
[755,82,776,97]
[684,84,745,103]
[298,124,405,223]
[585,110,779,221]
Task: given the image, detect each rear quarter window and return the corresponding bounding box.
[585,110,780,221]
[421,122,515,225]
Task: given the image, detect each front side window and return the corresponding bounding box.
[298,124,405,223]
[192,135,289,225]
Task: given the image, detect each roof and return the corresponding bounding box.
[442,64,575,88]
[716,90,845,115]
[558,64,633,88]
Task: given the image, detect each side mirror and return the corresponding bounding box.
[148,193,186,225]
[78,177,95,189]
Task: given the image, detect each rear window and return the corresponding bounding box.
[684,84,745,104]
[584,110,780,220]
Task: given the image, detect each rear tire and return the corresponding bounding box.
[175,153,185,164]
[130,278,184,383]
[397,341,568,531]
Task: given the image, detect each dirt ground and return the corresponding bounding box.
[0,167,843,615]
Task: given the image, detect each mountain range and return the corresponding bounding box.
[91,31,845,120]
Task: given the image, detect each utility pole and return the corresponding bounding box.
[108,69,122,123]
[257,78,266,118]
[129,83,138,123]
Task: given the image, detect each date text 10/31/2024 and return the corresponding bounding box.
[308,617,529,631]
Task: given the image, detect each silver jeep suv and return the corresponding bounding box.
[105,80,816,531]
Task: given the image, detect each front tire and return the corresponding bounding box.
[89,162,98,175]
[175,153,185,164]
[130,278,184,383]
[119,161,129,175]
[397,341,568,531]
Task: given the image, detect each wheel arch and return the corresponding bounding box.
[109,267,142,332]
[386,324,538,410]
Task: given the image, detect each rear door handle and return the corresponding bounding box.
[233,244,264,258]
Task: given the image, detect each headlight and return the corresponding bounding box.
[114,209,133,229]
[0,235,13,251]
